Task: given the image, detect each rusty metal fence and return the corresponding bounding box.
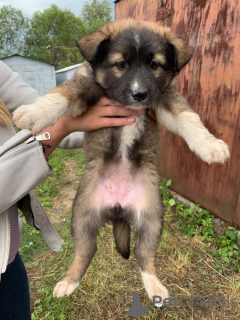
[115,0,240,226]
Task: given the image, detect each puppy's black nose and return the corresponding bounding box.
[132,90,147,101]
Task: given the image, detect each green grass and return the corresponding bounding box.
[34,149,85,207]
[19,150,240,320]
[160,181,240,272]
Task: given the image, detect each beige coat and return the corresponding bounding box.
[0,60,83,274]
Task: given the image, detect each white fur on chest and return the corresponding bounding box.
[119,113,145,157]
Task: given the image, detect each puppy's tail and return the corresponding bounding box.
[113,221,130,259]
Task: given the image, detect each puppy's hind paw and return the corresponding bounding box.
[53,279,80,298]
[141,272,169,303]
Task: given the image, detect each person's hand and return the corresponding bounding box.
[58,97,143,135]
[147,109,157,121]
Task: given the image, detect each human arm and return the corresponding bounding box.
[0,99,141,211]
[41,97,141,157]
[0,61,141,151]
[0,61,142,210]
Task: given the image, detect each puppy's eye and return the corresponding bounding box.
[149,61,159,70]
[116,61,127,70]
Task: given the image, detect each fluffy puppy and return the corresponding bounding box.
[13,19,229,302]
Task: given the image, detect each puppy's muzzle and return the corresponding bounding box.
[132,90,148,102]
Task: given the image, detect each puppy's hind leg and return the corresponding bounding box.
[53,207,98,298]
[134,207,169,304]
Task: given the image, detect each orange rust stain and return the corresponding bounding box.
[115,0,159,21]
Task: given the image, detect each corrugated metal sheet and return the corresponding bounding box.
[115,0,240,225]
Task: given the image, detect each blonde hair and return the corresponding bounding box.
[0,98,12,127]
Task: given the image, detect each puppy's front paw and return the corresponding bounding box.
[13,93,69,133]
[13,104,52,133]
[197,138,230,164]
[141,272,169,305]
[13,104,34,130]
[53,279,80,298]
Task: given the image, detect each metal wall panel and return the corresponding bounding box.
[115,0,240,225]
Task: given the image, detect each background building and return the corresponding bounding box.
[1,54,56,96]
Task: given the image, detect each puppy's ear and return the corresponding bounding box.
[76,31,110,64]
[163,30,193,73]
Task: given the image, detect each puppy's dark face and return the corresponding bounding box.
[95,28,177,107]
[77,20,193,108]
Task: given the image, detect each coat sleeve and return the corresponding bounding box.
[0,60,84,148]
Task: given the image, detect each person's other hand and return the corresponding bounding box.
[147,109,157,122]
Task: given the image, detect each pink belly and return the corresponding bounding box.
[91,160,146,211]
